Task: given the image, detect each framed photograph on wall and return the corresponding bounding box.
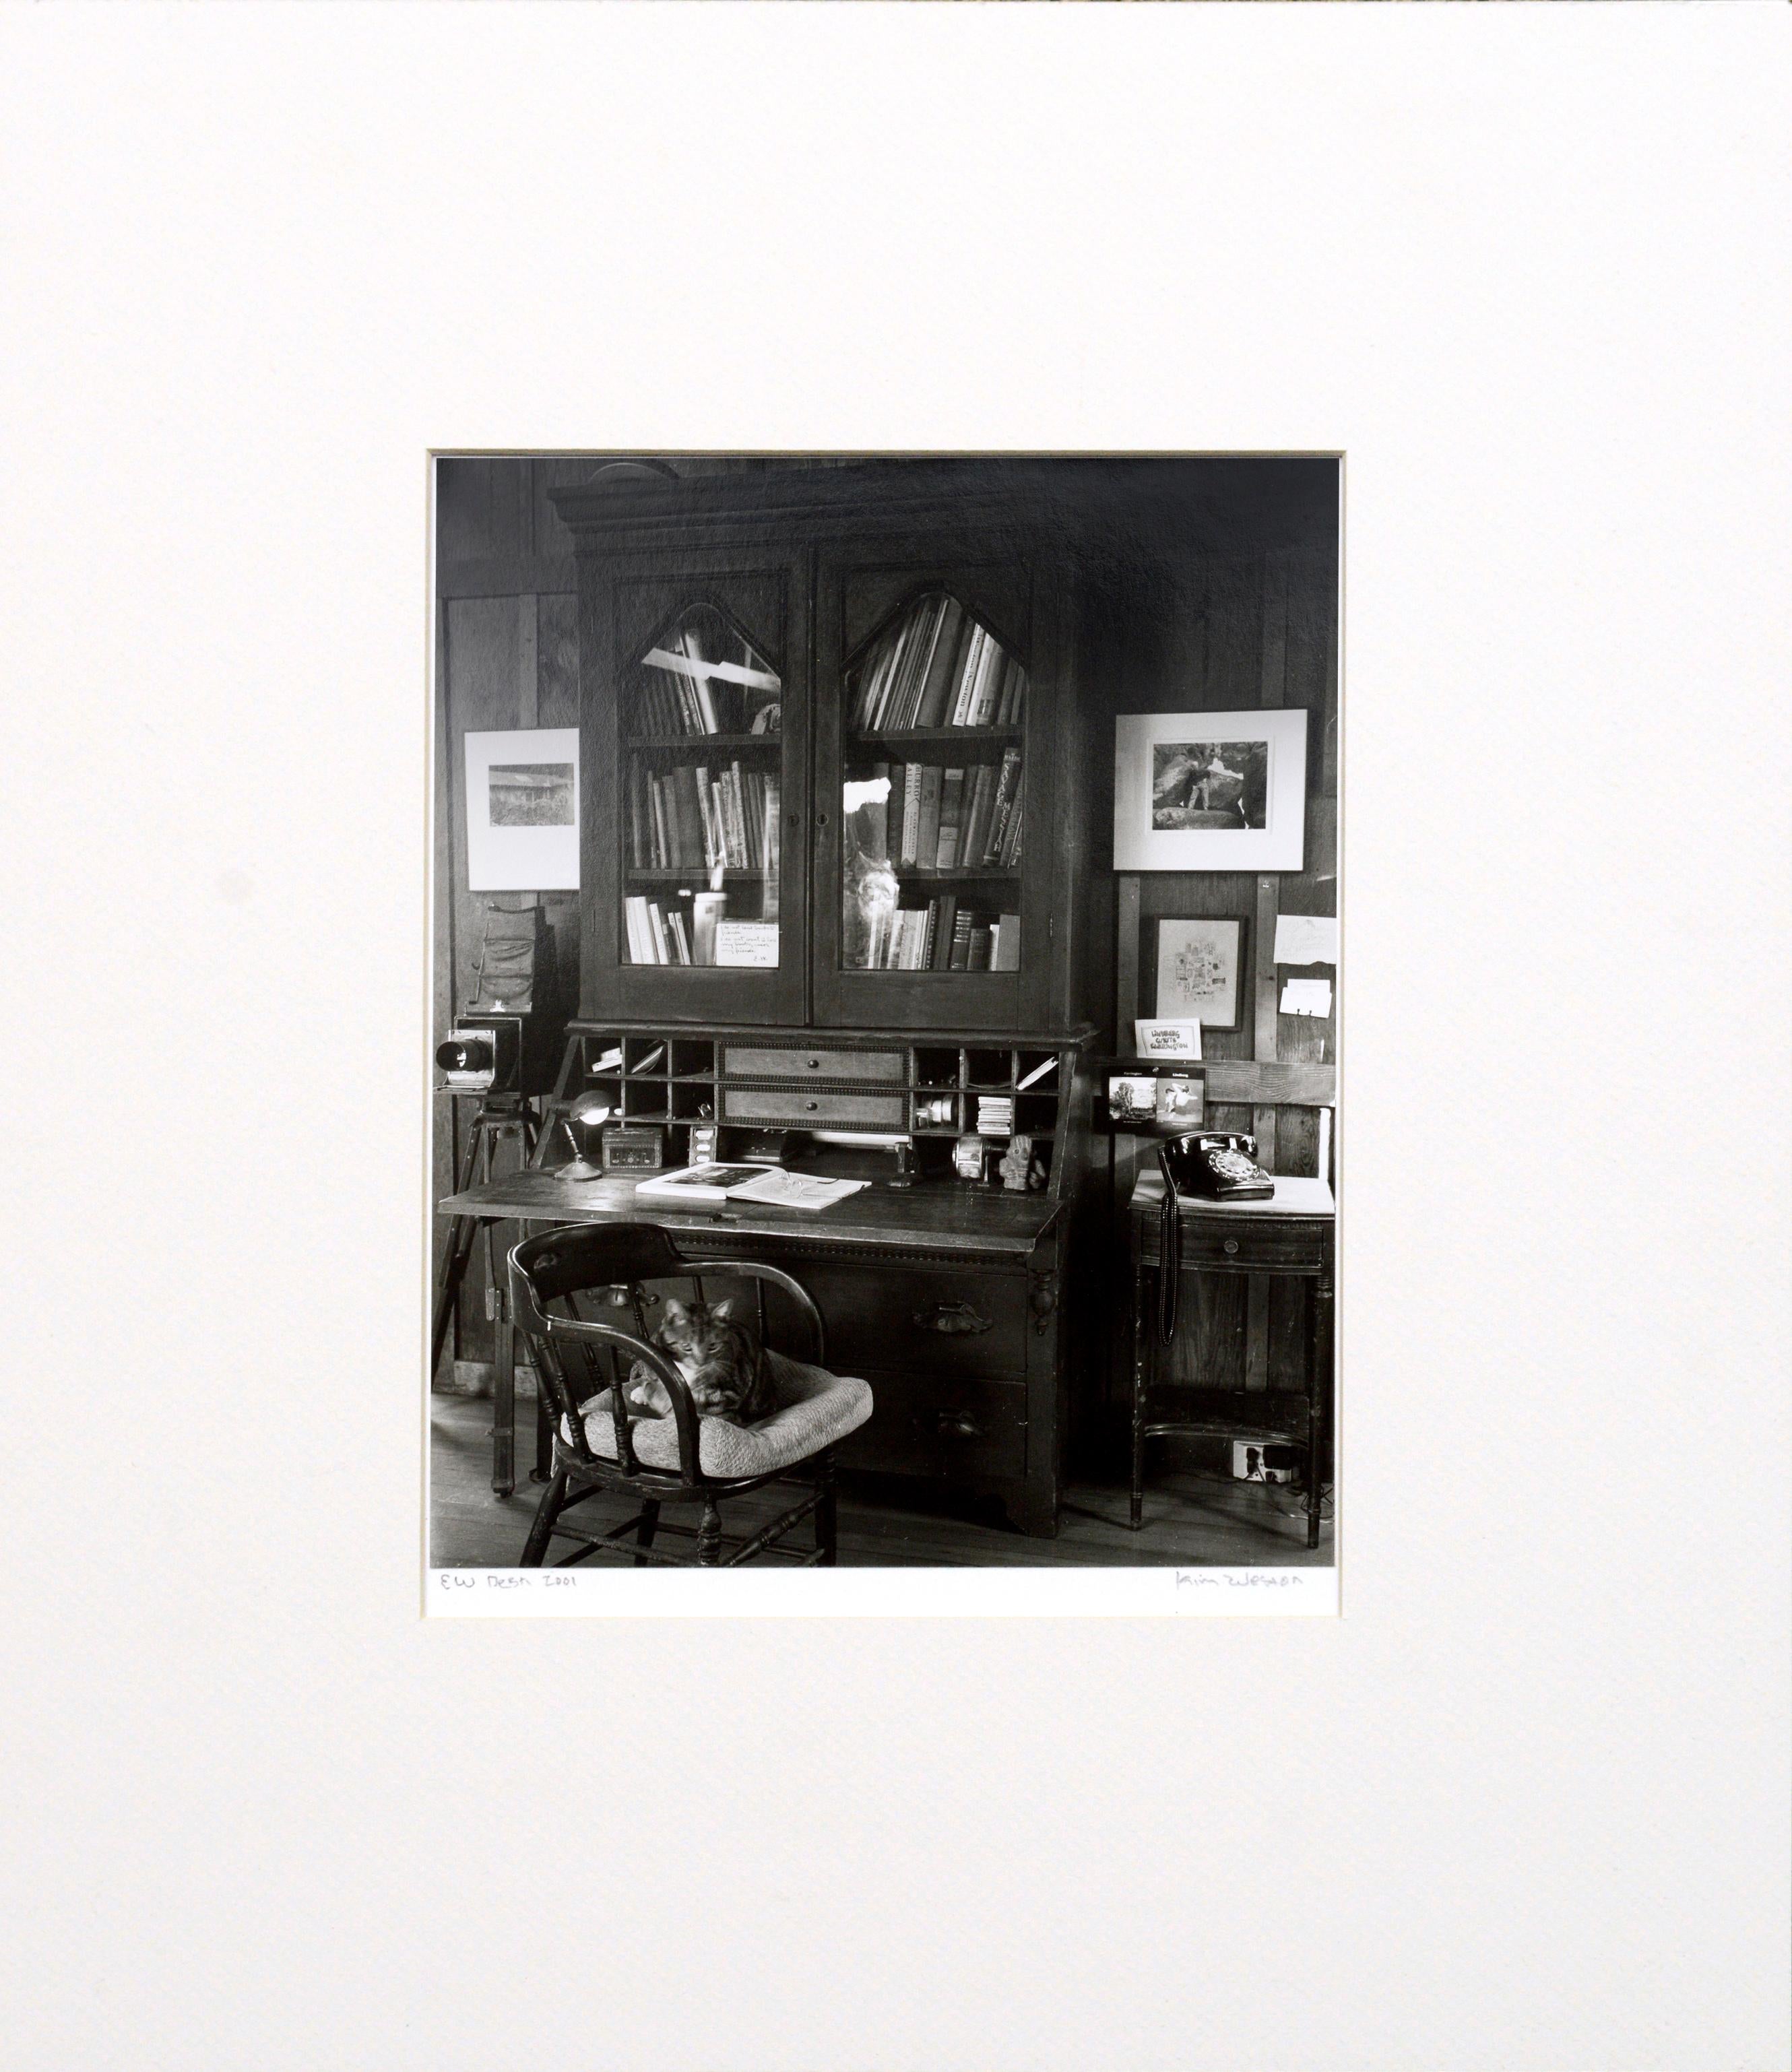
[1113,708,1307,871]
[463,727,580,891]
[1155,916,1245,1031]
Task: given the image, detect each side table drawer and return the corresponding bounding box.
[1161,1217,1331,1272]
[835,1369,1027,1481]
[722,1087,907,1129]
[800,1260,1030,1379]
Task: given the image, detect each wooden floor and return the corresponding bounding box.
[429,1392,1335,1569]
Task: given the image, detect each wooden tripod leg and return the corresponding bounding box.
[430,1120,488,1375]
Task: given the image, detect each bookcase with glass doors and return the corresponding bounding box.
[554,464,1094,1035]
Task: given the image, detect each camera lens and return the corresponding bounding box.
[436,1036,494,1073]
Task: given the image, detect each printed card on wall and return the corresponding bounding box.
[463,727,580,891]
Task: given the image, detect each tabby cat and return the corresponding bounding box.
[625,1295,775,1427]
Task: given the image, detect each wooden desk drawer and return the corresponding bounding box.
[835,1369,1027,1481]
[800,1260,1029,1378]
[722,1087,907,1129]
[723,1045,905,1082]
[1172,1218,1331,1272]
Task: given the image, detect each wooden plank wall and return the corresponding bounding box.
[433,460,583,1382]
[1089,530,1338,1457]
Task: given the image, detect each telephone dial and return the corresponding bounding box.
[1155,1132,1275,1342]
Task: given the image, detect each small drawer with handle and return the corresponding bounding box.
[722,1045,905,1082]
[721,1087,907,1129]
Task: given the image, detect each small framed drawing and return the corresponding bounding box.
[1114,708,1307,871]
[1156,916,1244,1031]
[463,728,580,891]
[1133,1018,1203,1061]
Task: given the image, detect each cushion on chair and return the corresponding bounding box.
[567,1350,872,1480]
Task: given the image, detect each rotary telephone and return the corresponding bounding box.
[1156,1132,1275,1342]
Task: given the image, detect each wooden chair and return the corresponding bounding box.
[507,1223,871,1568]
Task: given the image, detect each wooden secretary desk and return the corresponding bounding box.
[441,462,1105,1536]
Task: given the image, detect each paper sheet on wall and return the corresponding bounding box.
[1273,913,1339,965]
[1279,979,1333,1017]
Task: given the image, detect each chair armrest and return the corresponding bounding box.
[678,1257,827,1368]
[509,1271,703,1480]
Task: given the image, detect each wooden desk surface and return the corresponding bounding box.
[441,1167,1062,1258]
[1130,1171,1335,1220]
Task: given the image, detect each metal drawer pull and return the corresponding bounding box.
[1223,1238,1240,1256]
[931,1411,984,1439]
[913,1300,992,1335]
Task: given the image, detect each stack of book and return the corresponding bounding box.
[976,1095,1015,1137]
[861,903,1022,971]
[850,595,1029,733]
[628,763,779,874]
[864,750,1023,871]
[636,624,781,736]
[624,895,694,965]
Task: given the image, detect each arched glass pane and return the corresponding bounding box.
[839,592,1025,973]
[620,605,782,967]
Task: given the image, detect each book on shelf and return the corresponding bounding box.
[932,893,958,970]
[761,778,781,919]
[899,763,922,866]
[967,922,991,970]
[990,913,1021,971]
[915,764,942,872]
[960,762,995,864]
[947,625,985,726]
[984,746,1023,864]
[935,768,965,868]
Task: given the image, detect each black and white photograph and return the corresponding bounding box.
[430,453,1340,1585]
[1151,738,1267,829]
[487,760,573,827]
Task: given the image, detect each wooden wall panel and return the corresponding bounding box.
[440,591,532,1374]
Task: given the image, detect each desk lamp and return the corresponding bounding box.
[558,1095,613,1181]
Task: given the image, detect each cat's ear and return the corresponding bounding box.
[660,1297,691,1324]
[712,1295,746,1322]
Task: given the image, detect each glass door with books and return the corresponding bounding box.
[591,552,808,1024]
[814,565,1040,1030]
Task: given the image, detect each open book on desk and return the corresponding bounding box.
[721,1168,868,1212]
[633,1163,869,1212]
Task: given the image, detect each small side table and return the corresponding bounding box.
[1127,1171,1335,1549]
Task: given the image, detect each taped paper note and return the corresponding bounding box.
[1273,914,1338,965]
[1279,979,1332,1017]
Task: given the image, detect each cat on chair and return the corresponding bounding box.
[625,1295,775,1428]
